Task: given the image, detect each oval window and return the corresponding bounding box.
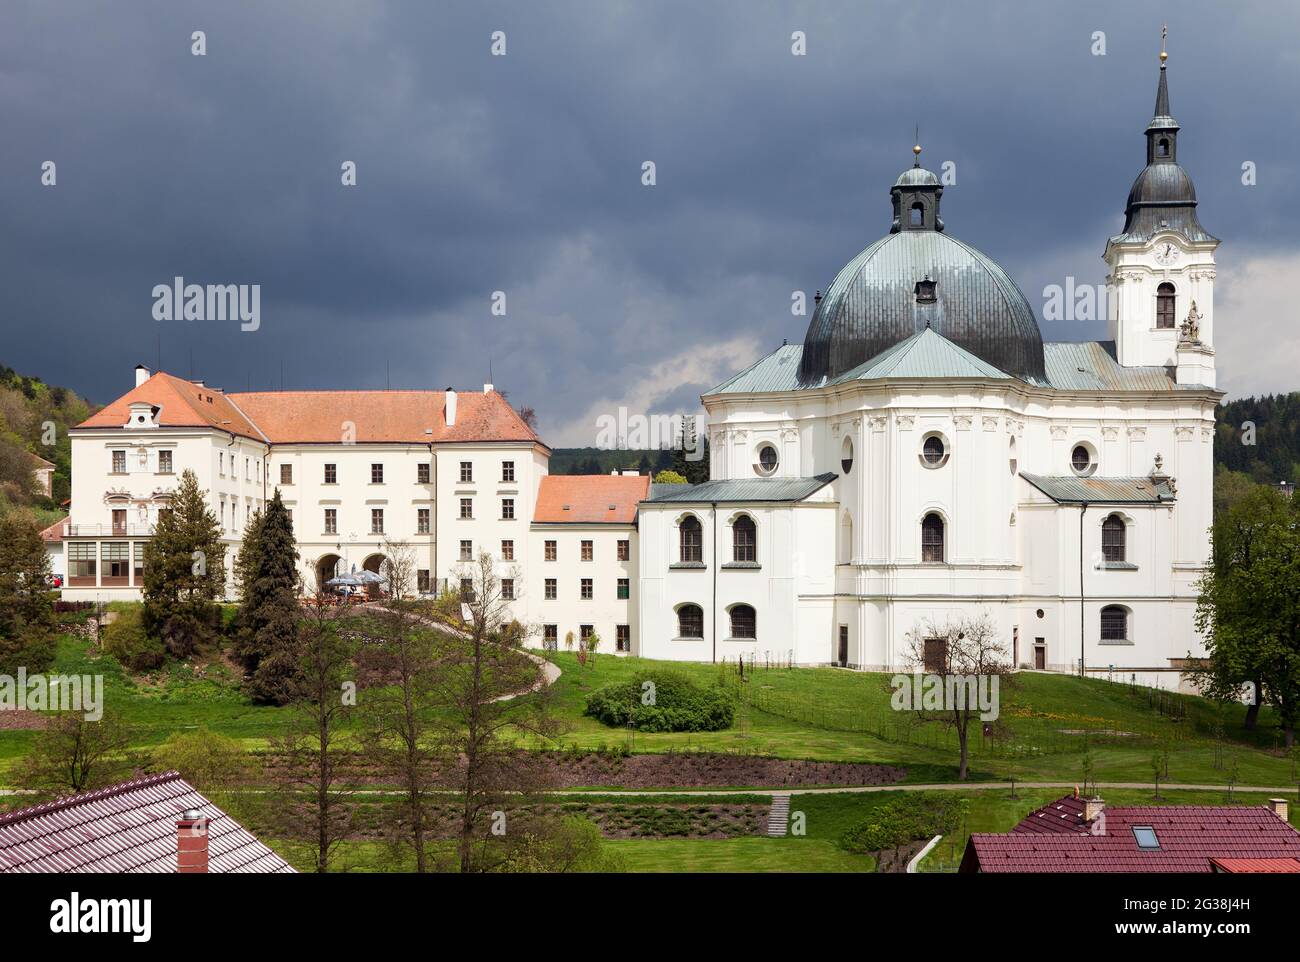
[755,444,779,476]
[920,434,948,468]
[841,436,854,475]
[1071,444,1095,476]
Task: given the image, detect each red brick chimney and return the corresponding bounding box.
[177,808,209,873]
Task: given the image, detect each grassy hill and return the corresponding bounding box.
[0,362,95,522]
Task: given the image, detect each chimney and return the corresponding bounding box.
[445,388,457,427]
[483,382,494,393]
[1083,796,1105,823]
[1268,798,1289,822]
[177,808,209,874]
[135,364,150,387]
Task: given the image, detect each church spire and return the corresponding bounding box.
[1145,25,1179,165]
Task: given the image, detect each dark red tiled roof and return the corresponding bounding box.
[0,771,295,873]
[38,516,67,543]
[534,474,650,524]
[963,795,1300,873]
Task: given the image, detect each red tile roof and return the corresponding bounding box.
[534,474,650,524]
[1210,857,1300,873]
[38,516,67,543]
[77,373,541,446]
[0,771,295,873]
[962,795,1300,873]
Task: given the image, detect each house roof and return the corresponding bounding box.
[963,795,1300,873]
[1021,473,1177,504]
[0,771,295,873]
[38,516,67,543]
[1210,857,1300,873]
[76,372,541,447]
[27,452,55,470]
[645,473,836,504]
[533,474,650,524]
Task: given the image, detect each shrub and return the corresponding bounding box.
[840,794,961,854]
[584,671,735,732]
[101,607,166,672]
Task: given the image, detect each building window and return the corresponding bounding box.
[581,540,593,562]
[417,462,430,484]
[460,578,475,602]
[617,577,629,600]
[616,625,630,652]
[245,458,250,480]
[732,515,756,563]
[923,638,947,672]
[460,498,473,519]
[545,539,557,561]
[544,578,557,600]
[501,498,515,520]
[460,461,473,483]
[1071,444,1096,476]
[1101,605,1129,641]
[580,578,593,600]
[133,543,145,583]
[68,543,96,581]
[543,624,558,651]
[921,434,947,468]
[417,569,431,593]
[679,515,703,563]
[921,512,945,563]
[617,539,630,561]
[102,542,129,581]
[111,509,127,533]
[677,604,704,639]
[580,624,594,643]
[417,508,431,534]
[324,463,337,484]
[729,604,756,639]
[460,540,472,561]
[218,452,225,476]
[370,508,384,534]
[841,436,854,475]
[1102,514,1126,563]
[277,463,291,485]
[501,578,515,601]
[158,450,173,474]
[1156,282,1176,329]
[370,463,384,484]
[501,539,514,561]
[754,443,779,476]
[501,461,515,482]
[324,508,337,534]
[111,450,126,474]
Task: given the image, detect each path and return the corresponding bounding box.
[765,793,791,837]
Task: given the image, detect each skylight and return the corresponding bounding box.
[1132,826,1160,850]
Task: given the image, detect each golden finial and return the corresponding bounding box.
[1160,23,1168,62]
[912,125,922,165]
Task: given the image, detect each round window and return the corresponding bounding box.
[1071,444,1095,476]
[755,444,779,476]
[920,434,948,468]
[841,437,854,475]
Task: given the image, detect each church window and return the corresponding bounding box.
[1156,282,1176,329]
[1102,515,1127,563]
[679,515,703,563]
[755,443,779,476]
[732,515,756,563]
[677,604,704,639]
[921,512,945,563]
[910,202,924,227]
[920,433,948,468]
[841,436,854,475]
[1101,605,1129,641]
[1071,444,1095,476]
[729,604,757,640]
[1157,138,1170,158]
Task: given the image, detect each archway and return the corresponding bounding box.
[362,553,388,599]
[316,554,342,595]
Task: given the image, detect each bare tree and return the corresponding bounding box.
[271,598,357,872]
[381,535,418,601]
[902,612,1012,780]
[18,708,131,799]
[433,551,557,872]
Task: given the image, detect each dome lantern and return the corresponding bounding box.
[890,140,944,233]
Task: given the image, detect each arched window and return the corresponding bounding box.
[1102,514,1126,563]
[910,202,924,226]
[729,604,756,639]
[1156,282,1176,329]
[921,512,945,563]
[1100,605,1128,641]
[1157,137,1170,157]
[732,515,756,563]
[677,604,704,639]
[679,515,702,563]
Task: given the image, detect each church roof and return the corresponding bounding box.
[645,473,836,505]
[1041,341,1180,392]
[1020,473,1177,504]
[831,328,1011,382]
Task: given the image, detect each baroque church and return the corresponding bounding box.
[635,47,1218,688]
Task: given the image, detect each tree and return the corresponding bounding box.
[653,469,688,485]
[1195,484,1300,747]
[486,814,624,873]
[272,599,357,872]
[0,510,56,676]
[233,489,302,704]
[153,726,260,824]
[901,612,1012,780]
[18,709,130,799]
[142,469,226,659]
[381,536,417,600]
[435,551,557,873]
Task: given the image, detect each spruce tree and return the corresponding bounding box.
[0,511,57,675]
[236,489,303,704]
[141,469,226,659]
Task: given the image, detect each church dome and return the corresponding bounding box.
[798,156,1047,386]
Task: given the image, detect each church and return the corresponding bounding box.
[636,47,1218,688]
[60,50,1218,689]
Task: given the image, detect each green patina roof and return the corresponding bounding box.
[830,328,1011,383]
[1020,473,1176,504]
[645,473,836,505]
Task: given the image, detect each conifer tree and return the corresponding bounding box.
[0,510,57,675]
[141,469,225,659]
[236,489,302,704]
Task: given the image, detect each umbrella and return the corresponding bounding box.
[326,574,362,587]
[355,570,384,584]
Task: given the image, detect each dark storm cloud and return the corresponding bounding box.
[1,0,1296,441]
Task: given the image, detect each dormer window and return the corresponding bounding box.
[125,401,160,429]
[914,276,937,304]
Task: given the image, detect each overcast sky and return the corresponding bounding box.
[2,0,1298,445]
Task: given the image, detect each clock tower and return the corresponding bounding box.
[1104,36,1218,385]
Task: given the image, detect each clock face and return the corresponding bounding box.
[1153,242,1180,266]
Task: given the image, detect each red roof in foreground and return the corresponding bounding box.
[962,795,1300,873]
[1211,857,1300,873]
[0,771,295,873]
[38,516,67,543]
[534,474,651,524]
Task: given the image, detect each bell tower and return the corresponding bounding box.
[1103,30,1219,385]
